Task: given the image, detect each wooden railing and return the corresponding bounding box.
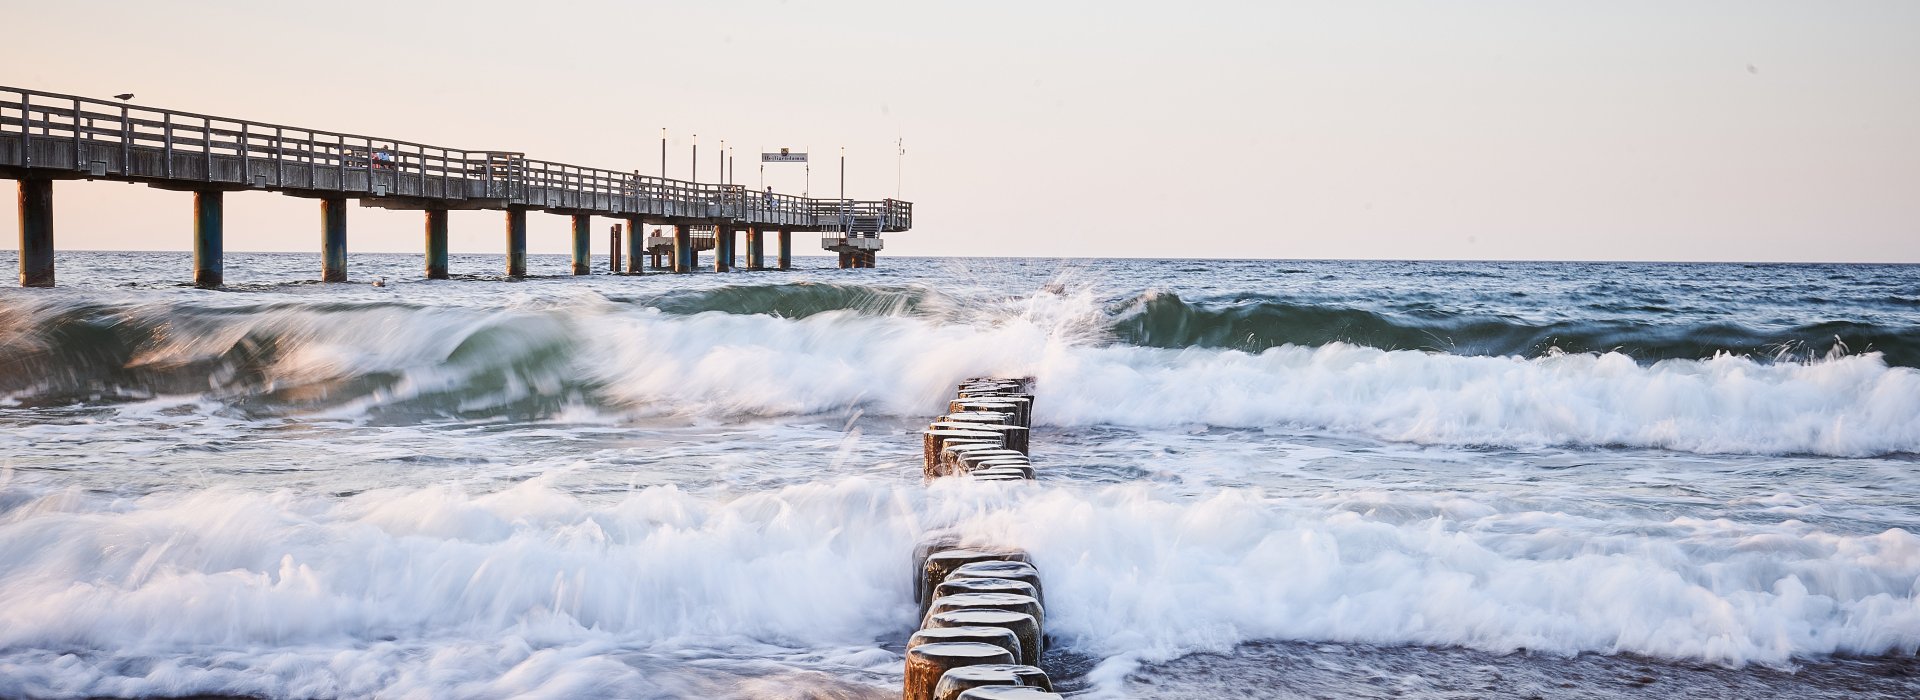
[0,85,911,230]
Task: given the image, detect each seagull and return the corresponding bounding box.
[113,93,134,101]
[371,276,387,288]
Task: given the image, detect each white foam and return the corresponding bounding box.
[575,300,1920,456]
[8,478,1917,695]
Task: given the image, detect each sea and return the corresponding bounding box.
[1,252,1917,699]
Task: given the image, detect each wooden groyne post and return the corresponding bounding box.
[905,377,1061,700]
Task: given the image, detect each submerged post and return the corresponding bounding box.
[571,214,592,275]
[193,190,223,288]
[624,216,645,274]
[505,207,528,277]
[17,179,54,287]
[425,207,449,279]
[778,228,791,270]
[321,197,347,282]
[714,225,732,272]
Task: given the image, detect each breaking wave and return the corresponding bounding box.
[2,288,1918,456]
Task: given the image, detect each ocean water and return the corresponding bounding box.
[2,252,1918,699]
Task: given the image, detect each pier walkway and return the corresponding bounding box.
[2,85,911,287]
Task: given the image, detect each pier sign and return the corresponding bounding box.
[762,148,808,162]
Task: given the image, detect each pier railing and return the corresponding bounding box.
[0,85,908,231]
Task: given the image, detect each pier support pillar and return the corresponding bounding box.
[624,216,645,274]
[778,229,791,270]
[672,224,692,273]
[193,190,224,288]
[571,214,592,275]
[838,251,852,269]
[714,226,732,272]
[424,208,449,279]
[321,197,348,282]
[505,207,528,278]
[745,227,764,270]
[17,179,54,287]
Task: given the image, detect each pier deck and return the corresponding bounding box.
[2,85,911,286]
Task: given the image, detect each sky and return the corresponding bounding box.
[3,0,1918,262]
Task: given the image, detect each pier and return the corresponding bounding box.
[1,85,911,287]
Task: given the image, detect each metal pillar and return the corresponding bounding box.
[321,197,347,282]
[672,223,692,273]
[505,207,527,277]
[425,208,449,279]
[838,251,851,269]
[714,225,731,272]
[624,216,645,274]
[17,179,54,287]
[571,214,592,275]
[745,227,763,270]
[778,229,791,270]
[193,190,223,288]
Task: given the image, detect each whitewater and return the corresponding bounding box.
[2,252,1918,698]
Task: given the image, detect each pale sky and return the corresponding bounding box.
[4,0,1918,262]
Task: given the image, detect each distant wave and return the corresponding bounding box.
[4,291,1917,456]
[1106,290,1920,368]
[641,282,936,319]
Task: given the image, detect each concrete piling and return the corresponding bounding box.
[624,217,645,274]
[321,197,347,282]
[17,178,54,287]
[672,224,692,273]
[505,207,528,278]
[714,225,732,272]
[571,214,592,275]
[425,208,449,279]
[193,190,223,288]
[778,229,792,270]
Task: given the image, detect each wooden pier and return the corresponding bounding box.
[1,85,911,287]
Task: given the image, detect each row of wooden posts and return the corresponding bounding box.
[904,377,1061,700]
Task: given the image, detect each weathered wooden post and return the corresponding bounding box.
[570,214,592,275]
[17,178,54,287]
[933,665,1053,699]
[320,197,347,282]
[924,610,1044,667]
[193,190,223,288]
[955,687,1063,699]
[904,643,1016,700]
[424,208,449,279]
[505,207,528,278]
